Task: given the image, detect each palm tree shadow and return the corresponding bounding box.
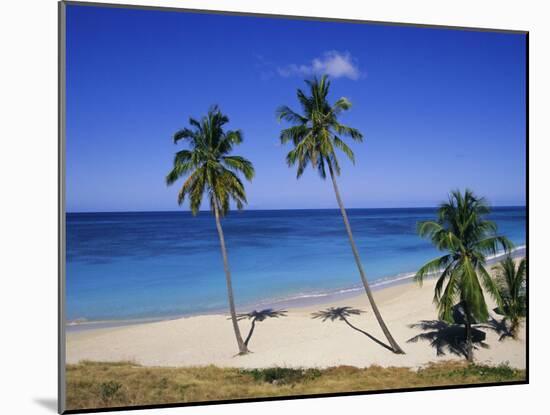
[234,309,288,348]
[312,307,394,352]
[478,315,514,341]
[407,320,489,358]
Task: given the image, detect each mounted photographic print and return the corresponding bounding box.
[59,1,528,413]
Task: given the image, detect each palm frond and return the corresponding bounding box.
[173,128,196,144]
[438,271,460,323]
[333,136,355,163]
[333,123,363,142]
[222,155,255,181]
[478,264,503,311]
[474,236,514,256]
[276,105,308,124]
[415,254,453,285]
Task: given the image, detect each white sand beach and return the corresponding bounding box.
[66,276,526,369]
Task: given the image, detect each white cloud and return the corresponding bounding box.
[278,51,362,80]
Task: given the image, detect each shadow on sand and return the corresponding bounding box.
[235,309,288,348]
[407,320,489,358]
[478,316,515,341]
[312,306,394,352]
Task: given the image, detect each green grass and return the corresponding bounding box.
[66,361,525,410]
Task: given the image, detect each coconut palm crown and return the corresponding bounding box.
[415,189,513,361]
[166,105,254,216]
[277,75,363,179]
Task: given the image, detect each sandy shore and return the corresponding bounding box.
[66,275,526,369]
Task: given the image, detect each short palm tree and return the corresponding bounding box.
[415,189,513,362]
[493,256,526,338]
[277,75,404,354]
[236,309,287,347]
[166,106,254,355]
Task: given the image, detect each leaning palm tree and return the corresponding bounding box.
[277,75,404,354]
[493,256,527,338]
[236,309,287,347]
[415,189,513,362]
[166,106,254,355]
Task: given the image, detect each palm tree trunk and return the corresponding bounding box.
[213,200,249,355]
[465,321,473,362]
[244,319,257,346]
[463,302,474,362]
[327,161,405,354]
[510,318,519,339]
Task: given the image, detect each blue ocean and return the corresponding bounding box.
[66,207,526,323]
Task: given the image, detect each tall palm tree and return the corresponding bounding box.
[277,75,404,354]
[236,309,287,347]
[166,106,254,355]
[415,189,513,362]
[493,256,527,338]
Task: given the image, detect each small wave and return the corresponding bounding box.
[486,244,526,261]
[245,244,527,308]
[67,244,527,327]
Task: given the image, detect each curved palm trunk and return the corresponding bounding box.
[213,202,249,355]
[327,162,405,354]
[244,319,257,346]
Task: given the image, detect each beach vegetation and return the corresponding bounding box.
[493,256,527,338]
[99,381,123,404]
[415,189,513,362]
[166,106,254,355]
[277,75,404,354]
[242,367,322,384]
[66,360,525,410]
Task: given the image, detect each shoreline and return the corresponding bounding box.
[66,252,526,370]
[67,245,526,332]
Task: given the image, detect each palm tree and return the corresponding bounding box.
[166,106,254,355]
[415,189,513,362]
[493,256,526,338]
[236,309,287,347]
[277,75,404,354]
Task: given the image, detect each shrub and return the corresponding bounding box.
[242,367,321,384]
[99,381,122,403]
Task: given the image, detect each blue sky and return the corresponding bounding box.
[66,5,526,212]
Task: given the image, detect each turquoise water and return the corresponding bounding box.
[66,207,526,322]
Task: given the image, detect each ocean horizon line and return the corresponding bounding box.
[66,204,527,215]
